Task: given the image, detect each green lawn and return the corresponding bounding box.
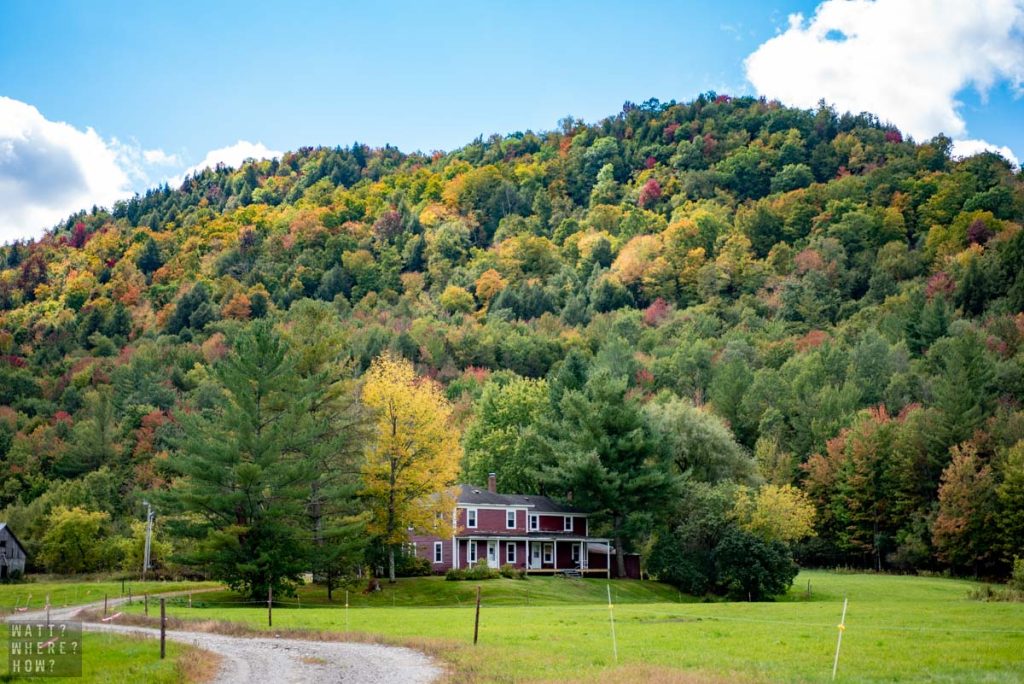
[118,570,1024,683]
[184,574,684,608]
[0,629,210,683]
[0,578,221,614]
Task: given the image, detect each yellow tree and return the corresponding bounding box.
[733,484,816,544]
[361,354,460,582]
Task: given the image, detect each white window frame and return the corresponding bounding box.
[571,543,581,563]
[506,509,516,529]
[468,540,477,564]
[466,508,478,529]
[529,514,539,531]
[433,541,443,564]
[543,543,553,564]
[563,515,573,532]
[506,542,516,564]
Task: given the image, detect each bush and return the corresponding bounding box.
[398,556,431,578]
[446,565,500,581]
[499,563,526,579]
[465,564,500,580]
[648,483,798,601]
[1011,557,1024,592]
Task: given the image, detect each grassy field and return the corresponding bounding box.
[116,570,1024,683]
[0,628,217,683]
[0,578,221,615]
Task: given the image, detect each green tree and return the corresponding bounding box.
[39,506,111,574]
[541,370,678,577]
[164,321,316,599]
[463,376,549,493]
[644,392,756,484]
[996,441,1024,564]
[281,300,368,599]
[136,237,163,276]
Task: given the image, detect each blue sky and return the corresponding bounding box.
[1,0,1022,241]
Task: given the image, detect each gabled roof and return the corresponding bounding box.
[0,523,27,555]
[456,485,583,514]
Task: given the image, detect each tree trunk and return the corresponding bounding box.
[326,574,334,601]
[388,545,396,584]
[614,534,627,578]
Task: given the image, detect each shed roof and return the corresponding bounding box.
[0,523,28,555]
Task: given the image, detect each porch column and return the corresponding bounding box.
[453,538,458,570]
[606,542,610,579]
[554,540,558,571]
[582,541,587,570]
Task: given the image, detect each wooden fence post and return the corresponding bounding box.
[160,598,166,660]
[473,586,481,645]
[144,593,149,616]
[103,594,108,617]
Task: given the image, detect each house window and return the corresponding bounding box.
[572,544,581,563]
[467,508,477,528]
[563,516,573,532]
[467,540,477,564]
[506,509,516,529]
[543,543,553,564]
[506,542,516,564]
[433,542,443,563]
[529,514,538,531]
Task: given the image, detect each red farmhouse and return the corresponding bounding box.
[411,474,619,577]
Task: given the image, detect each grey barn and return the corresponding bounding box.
[0,523,27,578]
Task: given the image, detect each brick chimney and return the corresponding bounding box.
[487,473,497,493]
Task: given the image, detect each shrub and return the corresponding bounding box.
[446,565,500,581]
[398,556,432,578]
[1011,557,1024,592]
[499,563,526,579]
[465,564,500,580]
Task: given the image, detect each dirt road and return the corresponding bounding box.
[11,596,441,683]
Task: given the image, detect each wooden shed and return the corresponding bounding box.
[0,523,27,578]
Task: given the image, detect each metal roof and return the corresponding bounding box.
[456,485,583,514]
[0,523,28,555]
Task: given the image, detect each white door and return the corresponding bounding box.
[530,542,542,569]
[487,540,499,569]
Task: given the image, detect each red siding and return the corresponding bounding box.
[587,547,609,570]
[537,514,565,532]
[535,514,586,535]
[410,534,453,573]
[457,507,526,533]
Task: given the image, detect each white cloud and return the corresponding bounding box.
[951,138,1020,167]
[143,148,180,166]
[0,96,133,242]
[744,0,1024,158]
[171,140,281,188]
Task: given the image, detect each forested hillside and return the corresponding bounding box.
[2,94,1023,584]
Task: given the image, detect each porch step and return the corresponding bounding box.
[560,569,582,579]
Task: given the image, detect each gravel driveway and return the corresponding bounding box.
[12,596,441,684]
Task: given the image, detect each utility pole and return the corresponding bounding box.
[142,500,154,581]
